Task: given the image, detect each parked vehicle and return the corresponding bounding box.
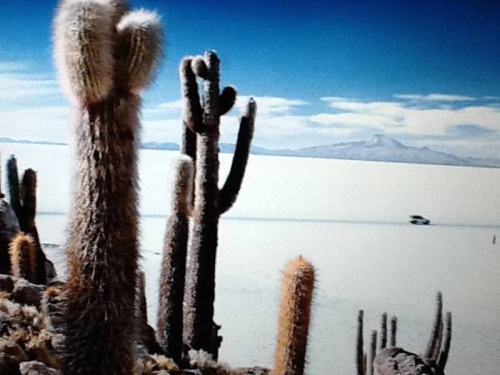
[409,215,430,225]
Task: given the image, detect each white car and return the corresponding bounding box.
[409,215,430,225]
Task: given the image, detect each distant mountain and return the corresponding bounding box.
[288,135,500,168]
[0,137,65,146]
[2,135,500,168]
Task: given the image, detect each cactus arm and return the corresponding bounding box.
[181,57,204,133]
[356,310,365,375]
[115,10,163,93]
[368,330,377,375]
[53,0,115,104]
[270,257,315,375]
[432,319,444,360]
[424,292,443,359]
[437,312,452,370]
[6,155,21,222]
[219,86,237,115]
[218,98,256,215]
[379,312,388,350]
[157,156,193,362]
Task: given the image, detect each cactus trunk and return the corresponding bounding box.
[63,96,141,375]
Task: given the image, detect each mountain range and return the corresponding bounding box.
[2,135,500,168]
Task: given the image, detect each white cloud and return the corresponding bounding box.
[394,93,475,102]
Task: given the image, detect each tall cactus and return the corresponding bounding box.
[270,257,315,375]
[6,157,46,284]
[180,51,257,352]
[53,0,162,374]
[157,156,194,362]
[9,233,36,282]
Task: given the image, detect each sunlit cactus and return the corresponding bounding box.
[270,257,315,375]
[53,0,163,374]
[9,233,36,282]
[157,156,194,362]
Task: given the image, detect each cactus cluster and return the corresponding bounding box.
[356,292,452,375]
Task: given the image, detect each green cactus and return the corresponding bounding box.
[180,51,257,352]
[270,256,315,375]
[53,0,162,374]
[8,233,36,282]
[157,155,194,362]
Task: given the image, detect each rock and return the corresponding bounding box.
[12,278,45,308]
[0,274,14,293]
[0,199,21,275]
[0,338,28,375]
[19,361,61,375]
[375,347,444,375]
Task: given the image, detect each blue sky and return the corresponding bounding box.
[0,0,499,158]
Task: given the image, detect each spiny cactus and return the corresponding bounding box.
[5,156,46,284]
[356,310,364,375]
[424,292,443,360]
[180,51,257,353]
[9,233,36,282]
[157,156,194,362]
[270,257,315,375]
[53,0,162,374]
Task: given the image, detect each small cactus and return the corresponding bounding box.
[368,330,378,375]
[389,316,397,347]
[157,156,194,362]
[356,310,365,375]
[424,292,443,360]
[271,257,315,375]
[437,312,452,370]
[5,156,46,284]
[379,312,388,350]
[9,233,36,282]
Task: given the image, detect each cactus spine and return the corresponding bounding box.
[9,233,36,282]
[180,51,256,352]
[271,257,315,375]
[53,0,162,374]
[157,156,194,362]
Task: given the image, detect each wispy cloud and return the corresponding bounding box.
[394,93,475,102]
[0,61,62,101]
